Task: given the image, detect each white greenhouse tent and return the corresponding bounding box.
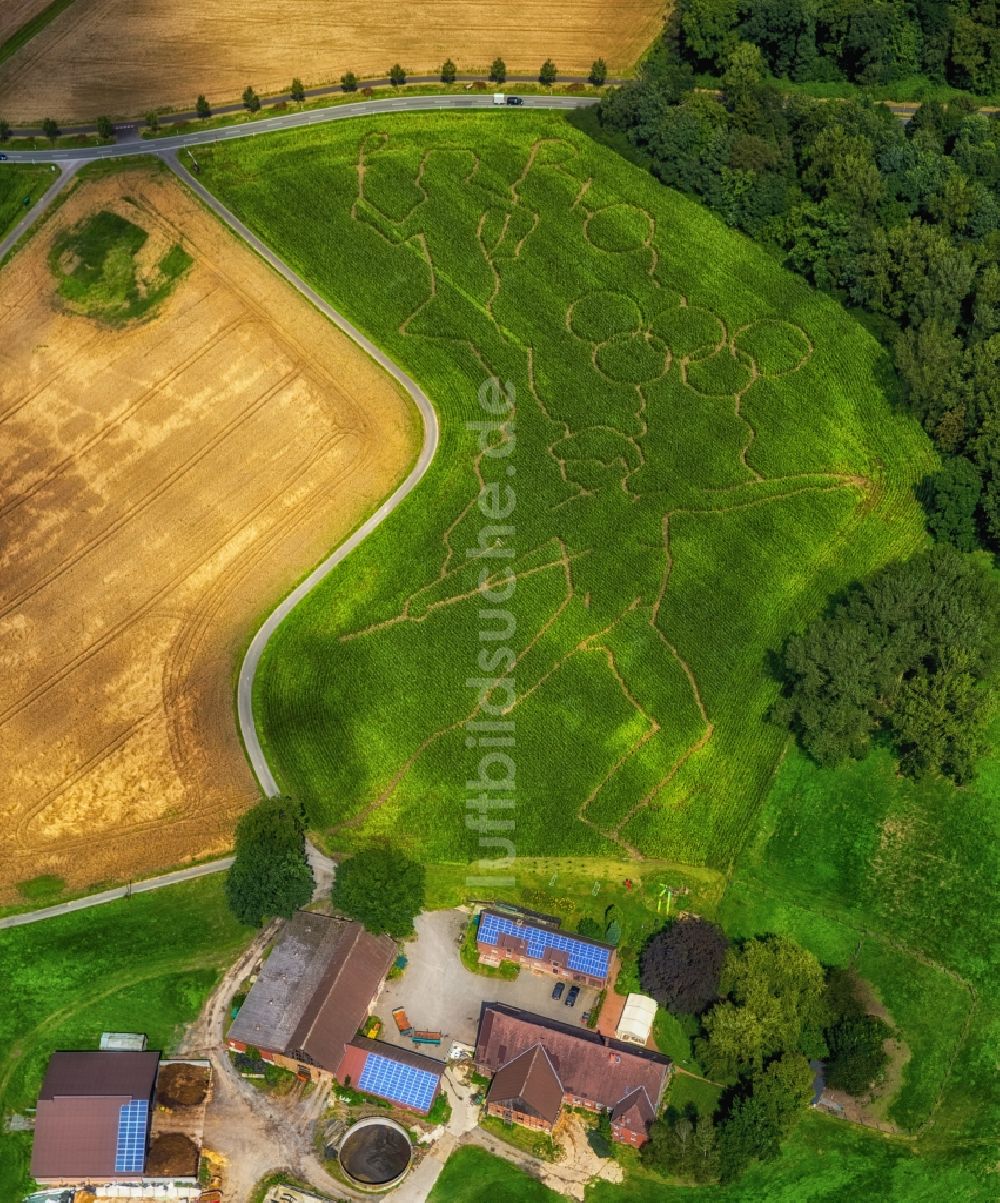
[615,993,657,1046]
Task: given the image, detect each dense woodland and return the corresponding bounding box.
[594,34,1000,558]
[676,0,1000,94]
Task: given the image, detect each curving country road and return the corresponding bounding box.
[0,93,598,163]
[0,92,595,926]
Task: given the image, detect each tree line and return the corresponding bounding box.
[677,0,1000,95]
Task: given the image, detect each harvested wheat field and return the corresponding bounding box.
[0,166,417,901]
[0,0,666,123]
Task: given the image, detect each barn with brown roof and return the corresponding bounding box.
[227,911,396,1080]
[31,1050,160,1185]
[475,1005,670,1146]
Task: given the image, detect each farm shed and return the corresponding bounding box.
[31,1051,160,1184]
[227,911,395,1079]
[337,1037,444,1114]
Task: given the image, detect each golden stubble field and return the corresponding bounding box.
[0,0,666,122]
[0,167,417,901]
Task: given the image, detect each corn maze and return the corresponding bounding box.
[199,113,931,869]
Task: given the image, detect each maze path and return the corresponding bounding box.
[323,130,872,848]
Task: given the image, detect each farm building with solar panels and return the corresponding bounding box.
[475,1004,671,1147]
[227,910,397,1080]
[337,1037,443,1115]
[31,1050,159,1185]
[227,910,444,1110]
[475,908,617,987]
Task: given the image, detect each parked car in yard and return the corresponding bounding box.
[565,985,580,1007]
[551,981,565,1001]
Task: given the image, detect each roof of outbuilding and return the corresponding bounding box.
[228,911,395,1073]
[32,1051,159,1181]
[616,993,658,1044]
[39,1051,159,1100]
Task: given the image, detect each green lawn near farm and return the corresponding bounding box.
[428,1145,564,1202]
[198,112,931,873]
[699,720,1000,1197]
[0,163,54,237]
[0,877,250,1200]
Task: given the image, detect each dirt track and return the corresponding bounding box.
[0,0,666,122]
[0,166,417,900]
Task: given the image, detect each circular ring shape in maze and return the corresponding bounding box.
[584,203,654,254]
[568,290,644,342]
[734,319,814,379]
[595,332,671,385]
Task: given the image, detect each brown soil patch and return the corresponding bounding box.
[0,0,668,123]
[157,1062,211,1107]
[146,1132,199,1176]
[0,0,50,46]
[0,168,417,900]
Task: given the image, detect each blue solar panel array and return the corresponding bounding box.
[357,1052,439,1112]
[478,912,612,978]
[114,1098,149,1173]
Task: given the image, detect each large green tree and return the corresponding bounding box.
[640,916,728,1015]
[774,546,1000,781]
[718,1053,813,1182]
[701,936,827,1074]
[225,797,314,926]
[332,845,425,937]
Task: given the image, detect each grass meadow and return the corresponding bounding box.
[717,718,1000,1190]
[0,162,53,237]
[198,112,931,874]
[428,1145,563,1201]
[0,877,249,1198]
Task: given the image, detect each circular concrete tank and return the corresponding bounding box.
[338,1116,413,1190]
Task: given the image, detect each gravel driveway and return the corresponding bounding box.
[374,910,599,1049]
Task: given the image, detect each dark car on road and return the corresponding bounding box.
[506,96,523,105]
[565,985,580,1007]
[551,981,565,1001]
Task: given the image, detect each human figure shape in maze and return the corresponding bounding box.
[343,131,853,845]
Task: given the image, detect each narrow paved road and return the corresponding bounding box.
[0,857,234,929]
[0,157,80,260]
[2,93,598,163]
[165,151,442,800]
